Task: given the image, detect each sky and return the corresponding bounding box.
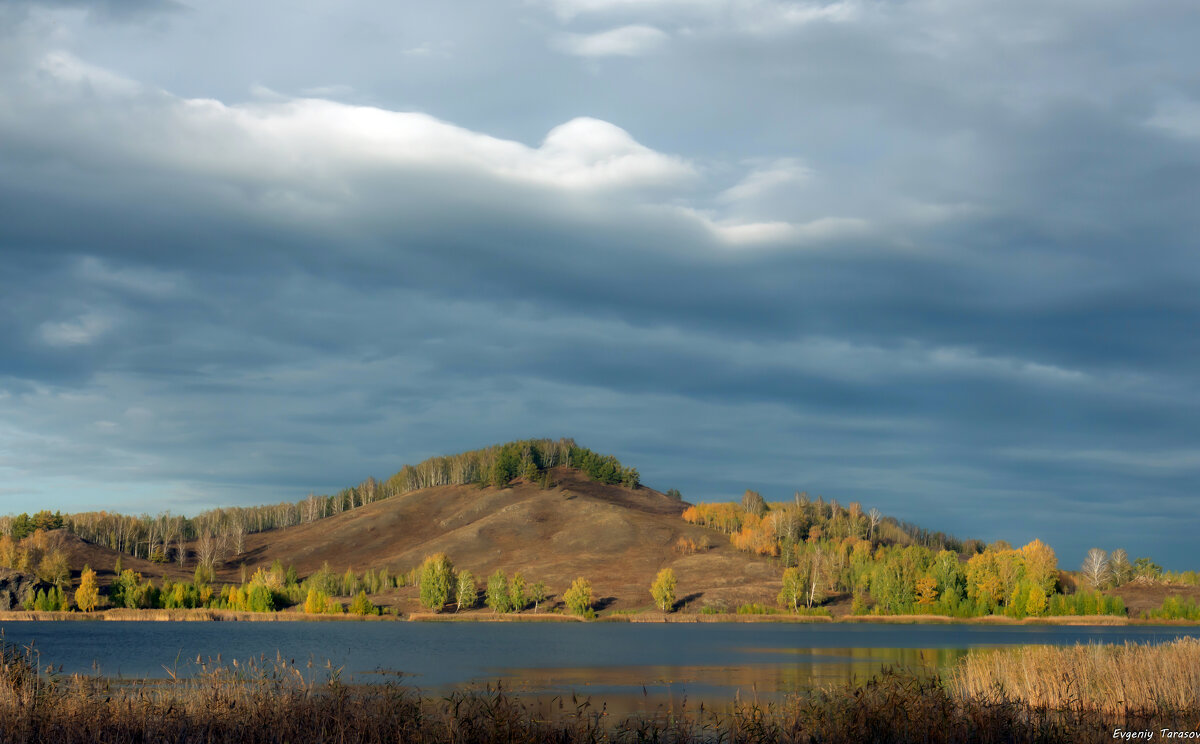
[1,0,1198,568]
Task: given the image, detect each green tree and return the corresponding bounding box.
[418,553,455,612]
[530,581,547,612]
[37,550,70,588]
[349,590,377,615]
[486,570,511,613]
[340,568,359,596]
[456,571,478,612]
[651,567,677,612]
[194,562,213,588]
[509,571,527,612]
[563,577,593,617]
[777,567,805,611]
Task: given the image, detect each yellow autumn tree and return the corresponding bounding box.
[563,577,594,616]
[1025,583,1048,616]
[1020,539,1058,594]
[915,575,939,606]
[650,568,677,612]
[75,566,100,612]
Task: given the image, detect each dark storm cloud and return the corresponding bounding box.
[1,0,1199,566]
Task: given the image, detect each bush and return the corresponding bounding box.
[736,603,780,615]
[349,590,378,616]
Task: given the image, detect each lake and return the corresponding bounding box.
[3,621,1198,708]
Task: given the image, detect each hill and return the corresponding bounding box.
[229,467,780,614]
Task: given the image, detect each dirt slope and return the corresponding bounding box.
[1110,581,1200,617]
[230,468,780,613]
[38,530,195,583]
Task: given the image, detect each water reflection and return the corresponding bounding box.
[466,646,972,712]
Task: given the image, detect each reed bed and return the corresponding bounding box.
[2,638,1199,743]
[947,637,1200,715]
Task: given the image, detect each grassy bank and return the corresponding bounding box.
[2,608,1163,624]
[0,609,399,622]
[3,637,1199,742]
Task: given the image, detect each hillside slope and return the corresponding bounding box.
[233,467,780,613]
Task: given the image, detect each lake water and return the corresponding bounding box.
[3,621,1198,707]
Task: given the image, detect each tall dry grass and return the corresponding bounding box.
[3,636,1199,743]
[947,637,1200,715]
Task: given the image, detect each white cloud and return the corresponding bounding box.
[1146,98,1200,140]
[18,54,696,197]
[687,209,870,246]
[999,447,1200,474]
[552,24,669,56]
[541,0,860,33]
[33,51,141,98]
[38,312,112,347]
[718,158,811,204]
[74,257,181,298]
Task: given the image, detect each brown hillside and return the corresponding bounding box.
[1110,581,1200,617]
[38,530,195,582]
[229,468,781,613]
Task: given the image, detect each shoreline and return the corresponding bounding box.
[0,608,1189,625]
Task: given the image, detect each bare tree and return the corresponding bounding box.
[231,522,245,555]
[867,508,882,541]
[1109,549,1131,587]
[196,532,218,571]
[1080,548,1112,590]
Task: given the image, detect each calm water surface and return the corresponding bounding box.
[3,621,1198,704]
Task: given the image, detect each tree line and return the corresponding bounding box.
[684,492,1131,619]
[0,439,639,569]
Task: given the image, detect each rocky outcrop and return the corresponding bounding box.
[0,568,51,610]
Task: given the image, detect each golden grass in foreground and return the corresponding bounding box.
[948,637,1200,715]
[2,639,1199,743]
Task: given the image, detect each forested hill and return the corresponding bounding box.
[0,439,642,562]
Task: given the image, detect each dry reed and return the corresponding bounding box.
[3,637,1199,743]
[947,637,1200,715]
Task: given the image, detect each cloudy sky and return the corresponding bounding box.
[1,0,1198,568]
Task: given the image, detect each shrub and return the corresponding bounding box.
[349,591,378,616]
